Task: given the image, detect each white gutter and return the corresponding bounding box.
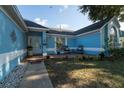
[74,29,100,37]
[47,33,73,37]
[28,27,49,32]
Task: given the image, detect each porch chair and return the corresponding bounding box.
[62,45,70,54]
[76,45,84,54]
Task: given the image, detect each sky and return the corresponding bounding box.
[17,5,124,31]
[17,5,93,31]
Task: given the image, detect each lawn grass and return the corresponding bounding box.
[44,57,124,88]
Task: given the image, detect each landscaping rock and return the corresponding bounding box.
[0,63,27,88]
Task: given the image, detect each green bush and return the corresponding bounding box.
[27,46,33,51]
[109,48,124,59]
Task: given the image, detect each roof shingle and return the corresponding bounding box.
[25,17,112,35]
[24,19,48,29]
[73,17,112,35]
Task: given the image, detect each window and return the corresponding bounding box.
[56,37,65,50]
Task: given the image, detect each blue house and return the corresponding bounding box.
[26,17,122,56]
[0,5,122,80]
[27,17,121,55]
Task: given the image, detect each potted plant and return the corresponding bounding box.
[27,46,33,56]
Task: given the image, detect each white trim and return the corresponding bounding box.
[100,16,120,30]
[47,48,56,51]
[43,53,47,56]
[65,37,67,45]
[69,47,77,49]
[28,27,49,31]
[100,26,106,49]
[69,47,105,52]
[84,47,105,51]
[100,29,103,48]
[48,29,100,38]
[47,33,73,37]
[0,49,27,67]
[54,37,57,53]
[46,47,105,53]
[100,17,113,30]
[46,48,57,54]
[113,24,120,43]
[47,30,100,38]
[0,7,26,32]
[107,20,121,46]
[99,17,117,49]
[75,29,99,37]
[48,27,74,32]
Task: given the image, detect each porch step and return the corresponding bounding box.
[25,56,45,63]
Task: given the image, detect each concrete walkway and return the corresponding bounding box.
[19,62,53,88]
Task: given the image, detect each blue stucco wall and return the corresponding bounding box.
[67,37,77,48]
[46,35,56,54]
[67,31,101,55]
[76,32,101,47]
[0,10,27,80]
[76,31,101,55]
[47,36,55,48]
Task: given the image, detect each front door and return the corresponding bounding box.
[28,36,42,55]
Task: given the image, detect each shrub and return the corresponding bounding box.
[109,48,124,59]
[27,46,33,51]
[99,52,105,60]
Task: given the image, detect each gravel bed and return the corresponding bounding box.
[0,63,28,88]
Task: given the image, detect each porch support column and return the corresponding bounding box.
[54,37,57,54]
[42,32,47,56]
[65,37,67,46]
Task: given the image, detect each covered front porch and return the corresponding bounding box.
[27,31,84,56]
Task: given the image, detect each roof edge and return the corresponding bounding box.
[100,16,120,30]
[12,5,28,31]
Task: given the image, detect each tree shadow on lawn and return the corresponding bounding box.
[45,58,124,88]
